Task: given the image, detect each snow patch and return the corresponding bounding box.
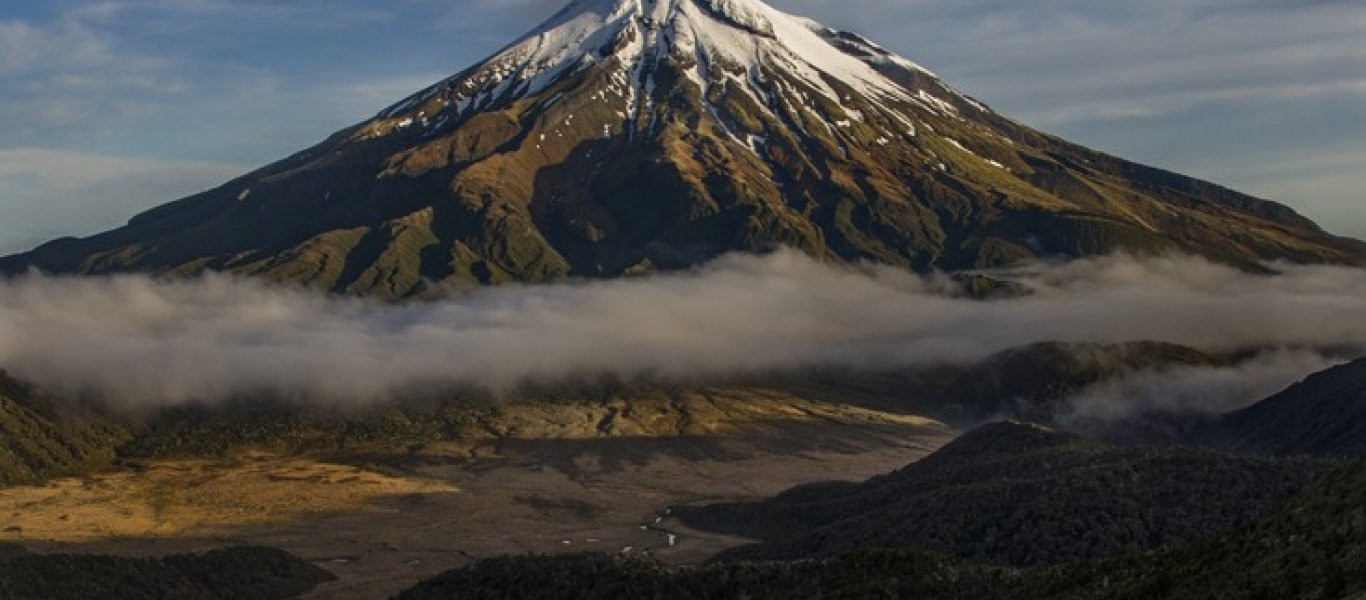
[746,133,768,156]
[944,138,970,153]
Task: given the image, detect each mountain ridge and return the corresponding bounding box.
[3,0,1362,297]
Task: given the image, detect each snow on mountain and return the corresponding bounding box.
[4,0,1362,297]
[379,0,964,135]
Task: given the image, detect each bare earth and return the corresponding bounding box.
[0,412,952,599]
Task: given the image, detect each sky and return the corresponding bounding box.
[0,0,1362,254]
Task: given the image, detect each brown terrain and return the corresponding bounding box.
[1,400,951,599]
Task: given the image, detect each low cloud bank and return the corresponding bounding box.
[1062,349,1347,423]
[0,251,1363,408]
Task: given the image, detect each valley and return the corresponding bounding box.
[1,394,951,598]
[2,347,1364,598]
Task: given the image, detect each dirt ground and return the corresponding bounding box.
[1,416,953,599]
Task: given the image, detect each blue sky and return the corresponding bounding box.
[1,0,1363,253]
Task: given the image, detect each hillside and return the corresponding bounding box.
[1214,357,1366,458]
[0,546,334,600]
[1029,458,1366,599]
[395,458,1366,599]
[933,341,1220,424]
[2,0,1362,297]
[114,381,950,461]
[393,550,1014,600]
[0,371,127,486]
[684,421,1325,566]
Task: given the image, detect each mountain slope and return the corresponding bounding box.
[682,421,1325,566]
[2,0,1362,296]
[0,546,334,600]
[0,371,127,486]
[396,461,1366,598]
[1215,357,1366,458]
[395,459,1366,600]
[1032,457,1366,600]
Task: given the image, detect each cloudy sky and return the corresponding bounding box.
[1,0,1362,253]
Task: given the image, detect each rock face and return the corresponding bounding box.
[3,0,1363,297]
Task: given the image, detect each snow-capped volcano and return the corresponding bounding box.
[383,0,937,121]
[3,0,1362,296]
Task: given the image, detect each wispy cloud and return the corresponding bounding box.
[0,18,111,74]
[67,0,395,27]
[1064,349,1345,423]
[0,251,1362,407]
[0,11,186,140]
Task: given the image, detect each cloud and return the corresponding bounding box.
[0,148,248,253]
[1062,350,1346,423]
[0,12,185,141]
[0,0,395,145]
[0,18,111,75]
[67,0,395,28]
[0,251,1362,409]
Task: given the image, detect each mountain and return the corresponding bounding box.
[681,421,1325,566]
[394,458,1366,600]
[2,0,1363,296]
[1215,357,1366,458]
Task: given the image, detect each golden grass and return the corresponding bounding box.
[0,455,455,543]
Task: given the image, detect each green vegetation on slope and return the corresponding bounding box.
[1028,458,1366,600]
[686,421,1325,566]
[0,546,334,600]
[393,550,1015,600]
[1216,357,1366,458]
[0,371,128,486]
[116,394,502,459]
[114,381,945,460]
[396,458,1366,600]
